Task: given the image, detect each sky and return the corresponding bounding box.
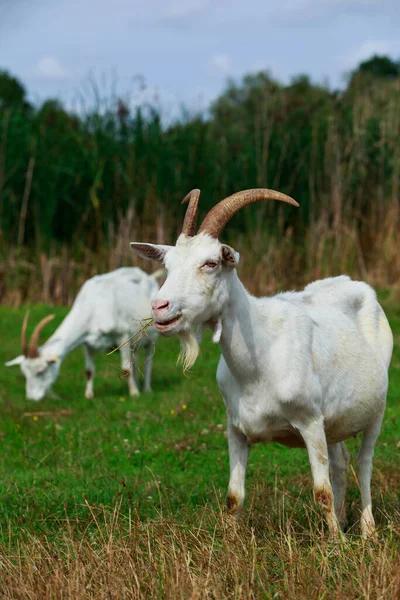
[0,0,399,117]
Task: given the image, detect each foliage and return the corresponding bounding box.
[0,57,400,304]
[0,58,399,244]
[0,70,31,110]
[0,304,399,597]
[356,55,400,80]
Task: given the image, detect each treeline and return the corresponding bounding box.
[0,55,400,304]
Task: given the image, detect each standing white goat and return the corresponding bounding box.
[130,188,393,538]
[5,267,161,401]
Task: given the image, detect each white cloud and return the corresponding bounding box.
[209,53,232,76]
[31,56,71,80]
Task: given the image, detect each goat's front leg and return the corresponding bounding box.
[143,341,154,393]
[119,343,140,397]
[298,417,341,538]
[226,422,249,515]
[83,344,95,399]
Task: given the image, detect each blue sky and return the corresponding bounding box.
[1,0,399,116]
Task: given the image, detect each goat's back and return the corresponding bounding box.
[73,267,159,336]
[301,276,393,369]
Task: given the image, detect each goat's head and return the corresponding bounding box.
[131,188,298,370]
[5,313,60,401]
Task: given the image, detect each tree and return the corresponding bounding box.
[0,70,31,110]
[347,55,400,91]
[357,55,400,79]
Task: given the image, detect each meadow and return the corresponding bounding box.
[1,56,400,599]
[0,299,399,599]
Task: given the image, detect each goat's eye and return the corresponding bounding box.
[201,261,218,270]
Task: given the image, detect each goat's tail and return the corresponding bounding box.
[356,285,393,369]
[376,305,393,369]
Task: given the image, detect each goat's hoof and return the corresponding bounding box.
[360,509,377,541]
[331,530,347,544]
[129,390,140,397]
[361,525,377,542]
[226,491,243,515]
[315,488,333,511]
[85,392,94,399]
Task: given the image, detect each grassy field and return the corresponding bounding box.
[0,303,399,599]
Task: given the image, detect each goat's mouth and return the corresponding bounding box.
[154,314,183,332]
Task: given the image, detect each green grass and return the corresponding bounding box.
[0,305,309,528]
[0,303,399,598]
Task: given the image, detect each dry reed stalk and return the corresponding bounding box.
[17,152,35,247]
[1,190,400,306]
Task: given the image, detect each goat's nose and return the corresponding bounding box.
[151,299,170,312]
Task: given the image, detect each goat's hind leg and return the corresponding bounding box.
[328,442,350,530]
[356,415,383,539]
[119,342,140,397]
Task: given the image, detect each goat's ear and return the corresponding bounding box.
[130,242,172,263]
[221,244,240,268]
[5,355,25,367]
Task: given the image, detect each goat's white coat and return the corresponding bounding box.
[6,267,160,401]
[131,233,393,537]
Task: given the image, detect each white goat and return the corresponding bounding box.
[6,267,161,401]
[130,188,393,538]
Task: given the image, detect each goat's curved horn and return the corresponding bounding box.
[21,311,30,356]
[28,315,55,358]
[181,189,200,237]
[198,188,299,239]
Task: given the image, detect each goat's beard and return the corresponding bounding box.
[177,329,200,373]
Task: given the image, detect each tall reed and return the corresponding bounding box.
[0,72,399,304]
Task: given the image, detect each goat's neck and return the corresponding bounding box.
[42,308,88,360]
[219,272,263,381]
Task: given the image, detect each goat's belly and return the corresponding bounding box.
[234,401,384,448]
[234,409,303,446]
[86,332,121,351]
[324,413,374,444]
[270,431,305,448]
[323,390,386,444]
[241,420,366,448]
[240,424,305,447]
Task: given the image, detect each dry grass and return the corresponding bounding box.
[1,490,399,600]
[2,209,400,307]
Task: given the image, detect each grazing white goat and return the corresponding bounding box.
[5,267,161,401]
[130,188,393,538]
